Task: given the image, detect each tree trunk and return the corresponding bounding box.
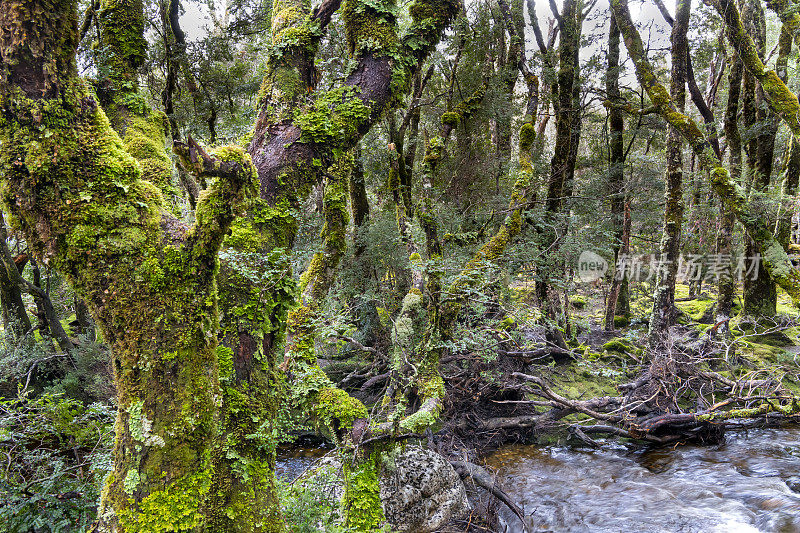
[605,202,631,331]
[604,12,629,330]
[742,0,777,317]
[718,53,743,320]
[0,4,257,531]
[0,223,31,337]
[97,0,183,213]
[648,0,689,352]
[536,0,581,348]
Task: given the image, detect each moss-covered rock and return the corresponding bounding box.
[569,295,587,309]
[603,338,632,353]
[613,315,630,328]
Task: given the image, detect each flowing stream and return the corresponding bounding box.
[484,426,800,533]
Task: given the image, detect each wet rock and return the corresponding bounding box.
[380,445,470,532]
[784,475,800,493]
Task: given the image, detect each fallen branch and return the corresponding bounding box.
[450,460,528,529]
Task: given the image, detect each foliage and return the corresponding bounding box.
[0,392,114,532]
[277,463,347,533]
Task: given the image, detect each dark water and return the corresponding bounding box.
[484,426,800,533]
[275,446,329,481]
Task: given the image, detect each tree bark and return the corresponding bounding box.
[648,0,689,352]
[604,12,629,330]
[718,53,743,320]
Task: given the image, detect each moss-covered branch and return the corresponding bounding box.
[173,137,258,261]
[713,0,800,137]
[97,0,183,211]
[281,153,384,530]
[299,155,351,303]
[610,0,800,305]
[380,79,538,436]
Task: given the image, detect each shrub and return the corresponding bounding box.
[0,392,114,532]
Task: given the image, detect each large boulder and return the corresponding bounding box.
[379,445,470,532]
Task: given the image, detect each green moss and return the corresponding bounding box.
[224,221,265,253]
[500,315,516,330]
[603,338,631,353]
[314,387,369,435]
[676,297,715,323]
[118,469,212,532]
[341,0,399,56]
[342,451,386,530]
[519,121,536,150]
[614,315,630,328]
[294,87,371,144]
[440,112,459,126]
[554,361,623,400]
[740,341,790,365]
[569,295,587,309]
[97,0,147,85]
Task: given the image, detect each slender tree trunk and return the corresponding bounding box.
[604,12,629,330]
[777,136,800,248]
[718,53,744,320]
[535,0,581,349]
[649,0,690,352]
[0,222,31,337]
[605,202,631,331]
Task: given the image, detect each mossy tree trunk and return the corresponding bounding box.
[604,12,629,331]
[535,0,581,349]
[285,154,386,530]
[648,0,689,352]
[718,53,743,320]
[0,5,258,533]
[742,0,778,317]
[493,0,525,193]
[96,0,183,212]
